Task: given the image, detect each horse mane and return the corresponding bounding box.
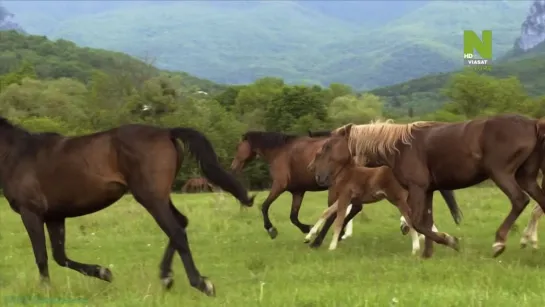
[337,119,434,164]
[242,131,300,150]
[308,130,331,137]
[0,116,63,163]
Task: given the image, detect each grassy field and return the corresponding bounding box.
[1,187,545,306]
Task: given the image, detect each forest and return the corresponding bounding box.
[1,30,544,190]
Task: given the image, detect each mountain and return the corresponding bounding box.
[370,51,545,115]
[0,2,23,32]
[0,30,224,95]
[3,1,533,90]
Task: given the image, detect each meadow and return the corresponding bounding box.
[1,187,545,307]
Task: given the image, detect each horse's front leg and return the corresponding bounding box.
[407,186,459,258]
[520,204,542,249]
[19,206,50,285]
[328,195,352,250]
[46,219,113,282]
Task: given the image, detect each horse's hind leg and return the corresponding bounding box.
[158,201,189,290]
[489,173,530,257]
[520,204,542,249]
[19,206,49,284]
[515,158,545,250]
[137,193,214,296]
[289,192,312,234]
[45,219,112,282]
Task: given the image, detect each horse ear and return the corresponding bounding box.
[335,123,353,137]
[343,123,353,137]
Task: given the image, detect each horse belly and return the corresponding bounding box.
[45,181,127,218]
[431,166,487,190]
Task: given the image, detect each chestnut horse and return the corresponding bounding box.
[329,115,545,258]
[230,130,461,245]
[181,177,216,193]
[307,129,461,249]
[306,134,440,253]
[0,117,254,296]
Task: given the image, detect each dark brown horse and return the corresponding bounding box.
[229,130,462,246]
[329,115,545,258]
[181,177,216,193]
[0,117,254,296]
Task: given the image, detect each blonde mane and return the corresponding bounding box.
[335,119,434,165]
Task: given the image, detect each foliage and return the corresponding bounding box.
[2,31,545,190]
[4,1,531,90]
[372,51,545,116]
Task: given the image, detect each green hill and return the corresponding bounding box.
[370,52,545,116]
[0,30,224,97]
[4,1,531,90]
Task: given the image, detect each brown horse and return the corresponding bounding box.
[306,129,461,249]
[181,177,216,193]
[329,115,545,258]
[229,131,462,246]
[306,135,433,252]
[0,117,254,296]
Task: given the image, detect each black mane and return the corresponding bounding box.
[0,116,63,161]
[242,131,301,150]
[307,130,332,137]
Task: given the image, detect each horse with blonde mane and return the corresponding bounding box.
[306,129,461,252]
[305,135,444,254]
[330,114,545,258]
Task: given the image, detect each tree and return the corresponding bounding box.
[328,93,383,126]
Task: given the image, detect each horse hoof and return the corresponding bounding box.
[309,241,322,249]
[40,276,51,288]
[199,277,216,297]
[99,267,113,282]
[400,224,410,235]
[492,242,506,258]
[300,225,311,234]
[267,227,278,239]
[449,236,461,252]
[162,276,174,290]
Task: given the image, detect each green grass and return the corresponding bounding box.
[2,187,545,306]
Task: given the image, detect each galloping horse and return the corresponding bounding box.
[230,130,462,248]
[230,131,353,238]
[0,117,254,296]
[330,115,545,258]
[306,134,439,253]
[182,177,216,193]
[306,129,461,249]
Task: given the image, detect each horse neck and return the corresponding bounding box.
[255,147,284,164]
[0,133,26,185]
[330,159,354,184]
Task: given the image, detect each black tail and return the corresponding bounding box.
[170,127,254,207]
[439,190,463,225]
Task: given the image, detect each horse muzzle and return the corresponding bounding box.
[315,174,331,187]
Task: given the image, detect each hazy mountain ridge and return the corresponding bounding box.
[3,1,532,89]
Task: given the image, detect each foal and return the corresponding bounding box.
[0,117,254,296]
[307,135,436,251]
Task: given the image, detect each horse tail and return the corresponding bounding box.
[438,190,463,225]
[170,127,255,207]
[536,118,545,147]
